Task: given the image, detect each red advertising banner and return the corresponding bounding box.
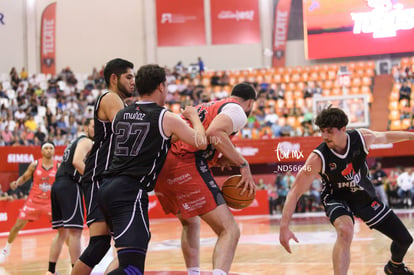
[0,146,64,173]
[303,0,414,59]
[40,2,56,75]
[210,0,261,45]
[156,0,206,46]
[272,0,292,67]
[2,138,414,173]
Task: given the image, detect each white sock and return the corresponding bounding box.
[4,242,11,251]
[212,269,227,275]
[187,267,200,275]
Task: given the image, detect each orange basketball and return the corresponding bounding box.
[221,175,255,209]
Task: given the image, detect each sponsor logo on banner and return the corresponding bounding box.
[236,146,259,156]
[217,10,255,21]
[7,154,35,163]
[272,0,292,67]
[40,3,56,75]
[210,0,260,44]
[351,0,414,38]
[160,13,198,24]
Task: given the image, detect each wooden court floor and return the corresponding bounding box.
[1,210,414,275]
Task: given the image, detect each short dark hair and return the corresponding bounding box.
[314,106,348,129]
[103,58,134,87]
[135,64,166,96]
[231,82,257,101]
[84,118,93,126]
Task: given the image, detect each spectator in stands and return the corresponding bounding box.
[303,81,313,99]
[197,56,205,77]
[24,114,37,132]
[397,167,414,207]
[399,80,411,104]
[268,183,278,215]
[313,82,323,97]
[264,107,279,127]
[210,72,220,86]
[276,84,285,100]
[275,172,292,212]
[1,125,15,146]
[309,178,322,210]
[20,67,28,80]
[20,126,35,145]
[10,67,20,91]
[388,166,404,208]
[0,83,8,99]
[372,161,389,206]
[280,115,293,137]
[220,71,229,86]
[14,107,26,124]
[174,61,185,79]
[301,120,315,137]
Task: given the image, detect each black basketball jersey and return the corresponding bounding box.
[104,102,171,191]
[56,134,88,182]
[82,92,124,184]
[313,129,376,203]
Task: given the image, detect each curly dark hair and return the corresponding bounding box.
[314,106,348,129]
[135,64,166,96]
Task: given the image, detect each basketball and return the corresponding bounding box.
[221,175,255,209]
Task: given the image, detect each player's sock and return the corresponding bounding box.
[48,262,56,273]
[212,269,227,275]
[187,267,200,275]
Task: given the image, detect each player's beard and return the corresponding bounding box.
[117,81,133,98]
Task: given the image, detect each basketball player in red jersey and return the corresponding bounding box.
[0,141,59,264]
[155,83,257,275]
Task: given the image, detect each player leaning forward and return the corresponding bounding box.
[279,107,414,275]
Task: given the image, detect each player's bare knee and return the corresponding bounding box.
[335,222,353,243]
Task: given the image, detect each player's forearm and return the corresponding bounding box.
[376,131,414,144]
[280,192,299,229]
[188,118,207,150]
[210,131,246,167]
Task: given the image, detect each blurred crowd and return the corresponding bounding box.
[0,64,323,147]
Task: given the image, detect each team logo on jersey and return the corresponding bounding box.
[337,162,363,192]
[341,163,355,181]
[371,200,380,211]
[329,163,337,170]
[39,182,52,192]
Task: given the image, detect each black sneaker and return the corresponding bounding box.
[384,261,414,275]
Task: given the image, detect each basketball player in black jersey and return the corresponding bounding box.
[72,58,135,275]
[280,107,414,275]
[48,118,94,275]
[98,64,207,275]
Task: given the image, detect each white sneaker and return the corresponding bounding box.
[0,248,10,263]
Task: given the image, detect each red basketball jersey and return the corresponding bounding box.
[28,159,59,204]
[171,98,240,159]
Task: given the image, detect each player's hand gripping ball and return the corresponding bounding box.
[222,175,255,209]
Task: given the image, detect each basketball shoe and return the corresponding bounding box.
[0,247,10,263]
[384,261,414,275]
